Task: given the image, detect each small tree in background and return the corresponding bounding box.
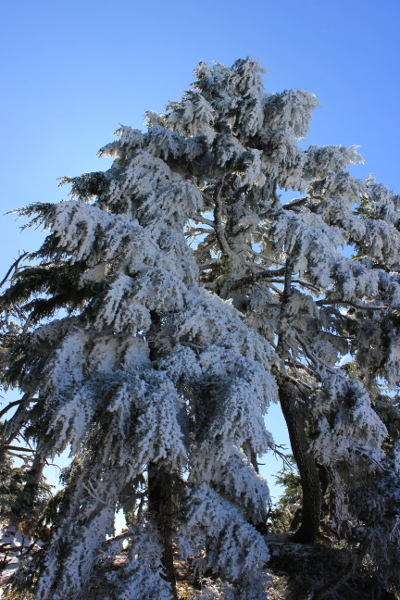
[1,58,399,599]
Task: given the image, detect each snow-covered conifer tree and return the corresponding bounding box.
[0,70,278,598]
[1,57,399,599]
[162,58,400,597]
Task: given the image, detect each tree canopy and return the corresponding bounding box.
[1,57,399,600]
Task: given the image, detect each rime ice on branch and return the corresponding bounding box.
[1,57,399,599]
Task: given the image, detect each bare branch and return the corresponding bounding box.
[82,481,110,506]
[198,260,221,270]
[231,268,286,289]
[186,227,214,235]
[0,399,27,419]
[189,213,215,228]
[265,283,283,296]
[248,247,284,266]
[292,278,321,293]
[272,445,293,469]
[6,450,35,462]
[45,460,62,470]
[285,372,313,392]
[4,445,36,452]
[0,252,29,289]
[316,299,388,311]
[283,196,308,208]
[296,333,336,374]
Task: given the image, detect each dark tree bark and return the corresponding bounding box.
[279,384,321,544]
[146,310,179,598]
[16,451,46,518]
[148,462,178,600]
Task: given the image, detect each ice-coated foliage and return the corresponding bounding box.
[1,57,399,599]
[101,521,174,600]
[179,483,269,579]
[308,373,388,466]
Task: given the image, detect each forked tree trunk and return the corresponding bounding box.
[148,462,178,600]
[279,385,321,544]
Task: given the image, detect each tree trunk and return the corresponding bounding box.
[279,385,321,544]
[17,451,46,518]
[148,462,178,600]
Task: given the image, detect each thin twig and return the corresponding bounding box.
[0,252,29,289]
[186,227,214,235]
[189,213,215,228]
[248,247,284,266]
[199,260,221,270]
[6,451,34,462]
[316,299,387,311]
[82,482,109,506]
[285,373,313,392]
[272,445,293,470]
[291,278,321,293]
[231,268,287,289]
[286,358,315,377]
[296,333,336,374]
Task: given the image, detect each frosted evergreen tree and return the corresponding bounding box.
[0,58,399,599]
[163,58,400,596]
[0,71,276,599]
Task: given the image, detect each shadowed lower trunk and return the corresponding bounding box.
[279,385,321,544]
[148,462,178,600]
[17,451,46,518]
[147,311,179,599]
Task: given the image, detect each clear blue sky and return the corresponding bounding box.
[1,0,399,499]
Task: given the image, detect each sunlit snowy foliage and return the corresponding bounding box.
[1,57,399,599]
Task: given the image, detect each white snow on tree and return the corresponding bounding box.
[0,57,399,599]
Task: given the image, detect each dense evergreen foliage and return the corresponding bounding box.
[1,58,399,599]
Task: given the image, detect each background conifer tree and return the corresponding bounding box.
[1,58,399,599]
